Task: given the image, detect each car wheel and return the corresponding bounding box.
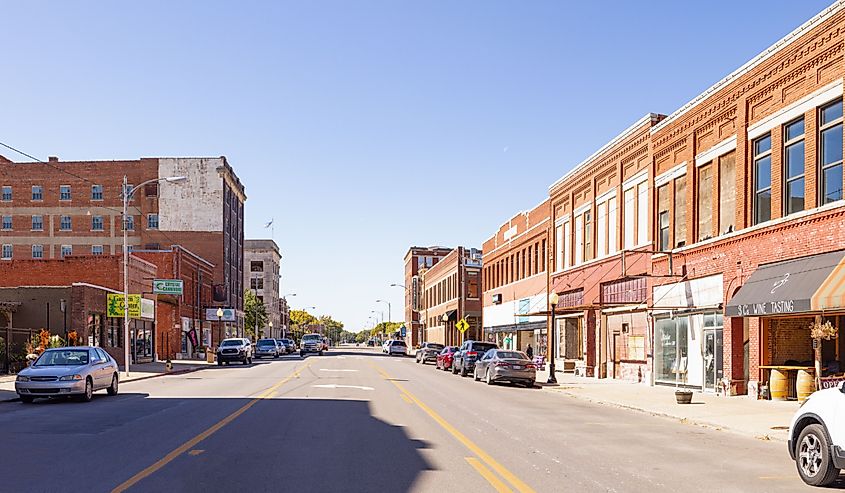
[452,363,459,375]
[217,359,222,366]
[319,350,324,356]
[242,358,248,365]
[485,369,493,385]
[473,368,480,381]
[460,365,468,377]
[79,378,94,402]
[107,374,119,396]
[796,423,840,486]
[19,395,34,404]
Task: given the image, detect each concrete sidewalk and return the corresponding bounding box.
[0,359,213,403]
[536,369,799,442]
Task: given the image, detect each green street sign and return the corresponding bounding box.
[153,279,184,295]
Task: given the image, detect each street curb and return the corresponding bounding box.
[544,386,790,443]
[121,365,208,384]
[0,365,210,403]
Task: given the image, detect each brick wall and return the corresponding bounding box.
[769,317,815,365]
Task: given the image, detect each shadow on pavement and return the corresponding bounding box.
[0,393,434,492]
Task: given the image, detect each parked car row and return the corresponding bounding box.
[428,340,536,388]
[382,339,407,356]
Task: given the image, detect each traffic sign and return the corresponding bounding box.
[456,318,469,333]
[153,279,184,295]
[400,325,407,337]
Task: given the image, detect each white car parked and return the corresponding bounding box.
[788,383,845,486]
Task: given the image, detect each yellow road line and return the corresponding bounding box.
[466,457,513,493]
[112,361,312,493]
[400,393,414,405]
[371,363,536,493]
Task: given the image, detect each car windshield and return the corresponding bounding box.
[258,340,275,346]
[35,349,89,366]
[497,351,528,360]
[221,340,242,347]
[303,335,321,341]
[427,344,445,351]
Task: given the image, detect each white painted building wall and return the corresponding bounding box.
[158,157,225,232]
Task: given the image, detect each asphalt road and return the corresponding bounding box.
[0,347,838,492]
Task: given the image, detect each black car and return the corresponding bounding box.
[416,342,445,365]
[453,340,498,377]
[279,338,295,354]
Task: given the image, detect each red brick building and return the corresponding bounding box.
[537,2,845,396]
[0,156,246,342]
[420,246,483,346]
[482,200,549,354]
[134,246,214,360]
[402,246,452,347]
[0,255,158,367]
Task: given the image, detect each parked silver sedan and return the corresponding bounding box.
[473,349,536,388]
[15,346,119,403]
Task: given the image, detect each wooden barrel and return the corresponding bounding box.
[770,369,788,401]
[797,370,816,403]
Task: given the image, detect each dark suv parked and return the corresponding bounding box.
[453,340,498,377]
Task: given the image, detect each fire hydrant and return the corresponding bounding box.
[165,359,173,372]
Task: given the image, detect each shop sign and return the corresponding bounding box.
[206,308,236,321]
[107,294,141,318]
[733,300,798,317]
[400,325,406,337]
[153,279,183,295]
[141,298,155,320]
[820,376,845,390]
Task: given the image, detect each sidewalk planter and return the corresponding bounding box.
[206,351,215,364]
[675,390,693,404]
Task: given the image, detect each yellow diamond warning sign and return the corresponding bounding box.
[456,318,469,333]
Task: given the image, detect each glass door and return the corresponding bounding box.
[703,328,724,392]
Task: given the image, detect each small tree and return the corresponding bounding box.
[244,289,268,340]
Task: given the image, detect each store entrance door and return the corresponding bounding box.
[703,328,723,392]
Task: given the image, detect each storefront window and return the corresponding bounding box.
[86,314,103,346]
[106,318,122,347]
[655,317,689,384]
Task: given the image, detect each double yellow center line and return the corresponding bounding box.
[370,363,535,493]
[112,360,312,493]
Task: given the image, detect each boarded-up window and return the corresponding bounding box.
[627,336,646,361]
[674,177,687,248]
[697,164,713,242]
[623,187,635,249]
[719,151,736,235]
[597,202,607,258]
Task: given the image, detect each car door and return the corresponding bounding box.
[457,342,468,368]
[89,349,106,389]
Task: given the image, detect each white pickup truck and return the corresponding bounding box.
[788,383,845,486]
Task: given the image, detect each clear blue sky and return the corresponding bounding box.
[1,1,834,332]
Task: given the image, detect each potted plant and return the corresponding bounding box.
[674,355,693,404]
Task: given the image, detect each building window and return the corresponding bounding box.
[91,185,103,200]
[31,215,43,231]
[60,215,72,231]
[122,183,134,200]
[468,272,479,298]
[250,278,264,290]
[574,213,584,265]
[753,134,772,224]
[1,186,10,202]
[1,216,11,230]
[637,182,648,246]
[145,182,159,197]
[673,177,686,248]
[583,210,593,262]
[92,245,104,255]
[60,185,71,201]
[147,214,159,229]
[718,151,736,235]
[555,223,564,271]
[657,184,670,251]
[623,187,635,249]
[251,261,264,272]
[60,245,72,258]
[31,185,43,201]
[123,215,134,231]
[32,244,43,259]
[1,244,11,260]
[819,100,843,205]
[92,215,104,231]
[595,195,617,258]
[784,118,805,215]
[697,164,713,242]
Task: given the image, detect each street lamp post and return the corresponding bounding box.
[547,292,559,384]
[375,299,391,324]
[216,307,224,351]
[122,174,186,377]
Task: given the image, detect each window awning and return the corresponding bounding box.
[442,310,457,321]
[725,250,845,317]
[483,321,546,334]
